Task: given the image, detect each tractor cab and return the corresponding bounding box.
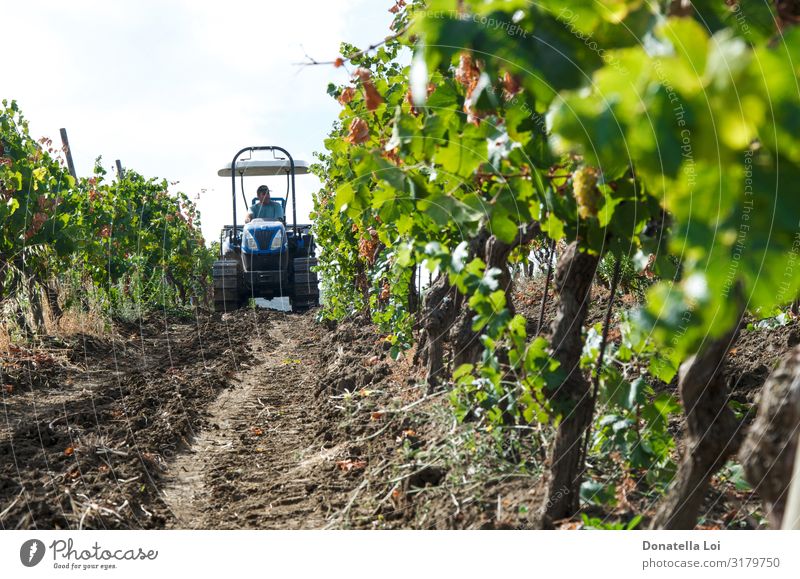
[213,147,319,312]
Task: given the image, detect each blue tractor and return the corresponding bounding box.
[213,146,319,313]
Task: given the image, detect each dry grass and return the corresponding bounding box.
[0,323,11,353]
[55,307,109,339]
[1,289,111,347]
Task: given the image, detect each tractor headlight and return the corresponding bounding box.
[243,230,258,251]
[270,230,284,250]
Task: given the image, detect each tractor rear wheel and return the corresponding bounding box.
[213,260,243,312]
[290,257,319,313]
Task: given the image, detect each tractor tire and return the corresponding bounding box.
[293,257,317,271]
[291,257,319,312]
[213,260,243,312]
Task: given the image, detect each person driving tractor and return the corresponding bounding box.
[245,184,284,222]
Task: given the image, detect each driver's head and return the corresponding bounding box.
[257,185,270,201]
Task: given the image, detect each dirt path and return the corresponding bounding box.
[162,311,351,529]
[1,308,377,530]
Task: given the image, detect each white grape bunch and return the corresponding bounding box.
[572,166,602,219]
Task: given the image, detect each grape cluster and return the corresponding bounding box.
[572,166,601,219]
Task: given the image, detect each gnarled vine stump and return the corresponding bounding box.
[538,242,599,524]
[739,345,800,528]
[650,317,744,529]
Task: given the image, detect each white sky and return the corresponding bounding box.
[1,0,396,244]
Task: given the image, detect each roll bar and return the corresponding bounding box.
[229,146,298,241]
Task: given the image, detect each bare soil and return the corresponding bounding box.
[0,311,251,529]
[162,312,363,529]
[0,308,411,529]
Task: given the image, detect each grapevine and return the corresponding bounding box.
[311,0,800,528]
[0,100,214,332]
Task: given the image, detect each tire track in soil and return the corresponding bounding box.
[162,311,348,529]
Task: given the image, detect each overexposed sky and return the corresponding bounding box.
[2,0,396,243]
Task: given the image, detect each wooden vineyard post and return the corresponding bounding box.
[59,128,77,180]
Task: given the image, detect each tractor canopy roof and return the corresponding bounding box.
[217,159,310,177]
